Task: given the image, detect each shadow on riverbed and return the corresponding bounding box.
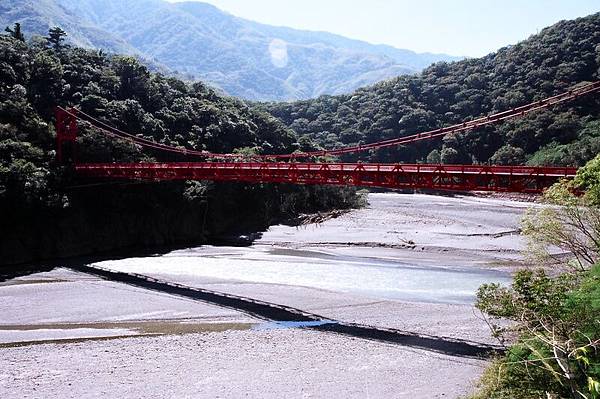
[0,264,55,282]
[70,264,503,359]
[0,232,262,282]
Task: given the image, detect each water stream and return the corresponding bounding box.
[95,245,512,305]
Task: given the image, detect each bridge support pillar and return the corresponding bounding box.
[55,107,78,164]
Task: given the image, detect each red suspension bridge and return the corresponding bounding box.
[56,81,600,193]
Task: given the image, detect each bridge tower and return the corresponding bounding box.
[55,107,78,164]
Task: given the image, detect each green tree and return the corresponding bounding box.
[5,23,25,42]
[471,156,600,399]
[112,56,150,101]
[473,267,600,399]
[440,146,460,164]
[426,149,441,163]
[575,153,600,205]
[46,26,67,50]
[490,144,526,165]
[522,172,600,270]
[28,52,64,113]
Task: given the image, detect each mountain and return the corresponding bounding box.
[265,13,600,168]
[0,0,135,54]
[0,0,461,101]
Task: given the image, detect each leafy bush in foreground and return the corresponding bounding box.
[474,267,600,398]
[471,157,600,399]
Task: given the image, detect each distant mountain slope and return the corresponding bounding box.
[0,0,135,54]
[0,0,461,101]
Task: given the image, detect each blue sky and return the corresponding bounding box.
[166,0,599,57]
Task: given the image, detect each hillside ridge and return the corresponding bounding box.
[264,12,600,168]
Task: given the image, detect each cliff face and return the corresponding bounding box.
[1,177,362,266]
[3,183,215,265]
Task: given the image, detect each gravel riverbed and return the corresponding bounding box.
[0,193,532,398]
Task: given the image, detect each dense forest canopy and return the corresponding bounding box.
[0,30,296,202]
[0,31,360,266]
[264,13,600,167]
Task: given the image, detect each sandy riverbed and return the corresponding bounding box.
[0,193,534,398]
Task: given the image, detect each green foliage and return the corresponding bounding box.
[112,56,150,101]
[266,13,600,166]
[473,267,600,399]
[46,26,66,50]
[440,147,460,164]
[575,153,600,205]
[521,155,600,269]
[5,23,24,41]
[528,121,600,167]
[426,149,441,163]
[29,51,64,112]
[472,156,600,398]
[522,182,599,271]
[490,145,525,165]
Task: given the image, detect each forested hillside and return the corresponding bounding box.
[265,13,600,167]
[0,32,361,266]
[0,0,460,101]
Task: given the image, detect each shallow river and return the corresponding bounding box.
[95,243,512,305]
[91,192,527,305]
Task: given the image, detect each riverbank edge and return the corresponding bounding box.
[0,189,539,270]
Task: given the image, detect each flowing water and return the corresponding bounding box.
[94,244,512,305]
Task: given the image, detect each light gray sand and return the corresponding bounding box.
[0,329,486,399]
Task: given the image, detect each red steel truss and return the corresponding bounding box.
[74,162,577,193]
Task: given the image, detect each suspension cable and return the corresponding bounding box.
[58,80,600,160]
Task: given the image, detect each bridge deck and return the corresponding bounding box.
[74,162,577,193]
